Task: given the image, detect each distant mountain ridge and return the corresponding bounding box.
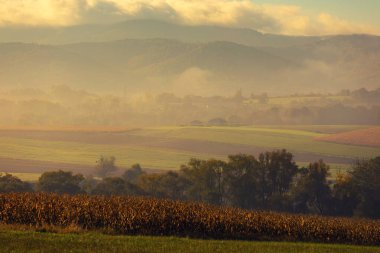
[0,20,379,95]
[0,19,322,47]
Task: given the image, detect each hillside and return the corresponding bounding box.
[1,34,380,94]
[0,40,297,94]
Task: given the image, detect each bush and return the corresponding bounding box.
[0,174,32,193]
[37,170,84,194]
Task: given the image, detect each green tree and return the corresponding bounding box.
[291,161,332,215]
[181,158,227,205]
[223,150,297,211]
[349,157,380,219]
[258,150,298,195]
[94,156,117,178]
[224,154,259,209]
[332,173,359,217]
[257,150,298,210]
[0,174,33,193]
[92,177,142,196]
[37,170,84,194]
[138,171,189,200]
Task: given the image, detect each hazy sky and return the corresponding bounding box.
[254,0,380,26]
[0,0,379,35]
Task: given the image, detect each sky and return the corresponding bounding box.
[254,0,380,27]
[0,0,379,36]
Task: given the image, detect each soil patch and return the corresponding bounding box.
[315,127,380,148]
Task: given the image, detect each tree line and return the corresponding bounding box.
[1,150,379,219]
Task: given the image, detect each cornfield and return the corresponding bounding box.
[0,193,379,245]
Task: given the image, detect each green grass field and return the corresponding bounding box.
[0,230,379,253]
[0,125,378,174]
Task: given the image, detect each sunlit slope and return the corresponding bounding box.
[0,126,378,173]
[0,136,215,171]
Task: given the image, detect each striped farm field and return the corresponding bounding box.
[0,125,378,174]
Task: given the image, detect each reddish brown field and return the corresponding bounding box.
[315,127,380,148]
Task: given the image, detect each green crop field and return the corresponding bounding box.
[0,229,379,253]
[137,126,379,158]
[0,136,214,170]
[0,125,378,175]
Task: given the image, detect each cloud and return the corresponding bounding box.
[0,0,378,35]
[0,0,82,26]
[314,13,377,35]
